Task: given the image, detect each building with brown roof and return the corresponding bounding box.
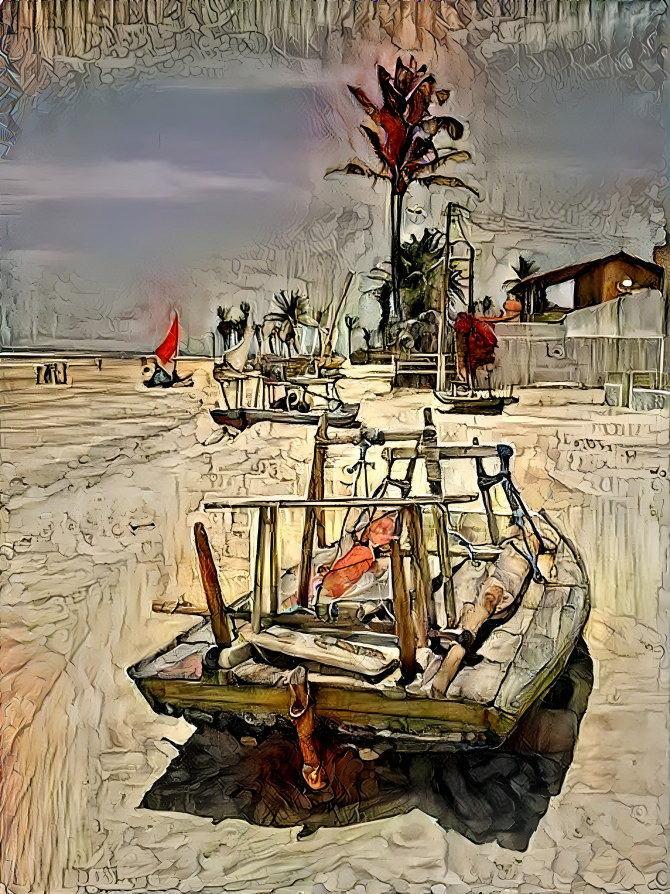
[509,251,664,321]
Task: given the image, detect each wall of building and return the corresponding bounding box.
[491,330,663,388]
[489,292,667,388]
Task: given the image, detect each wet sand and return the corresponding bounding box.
[1,359,668,894]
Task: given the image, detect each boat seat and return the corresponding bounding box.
[245,626,400,678]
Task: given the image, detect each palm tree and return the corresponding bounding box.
[503,255,540,320]
[216,305,236,350]
[344,314,359,358]
[264,290,317,357]
[361,328,372,362]
[217,302,251,351]
[327,55,477,333]
[234,301,251,341]
[401,228,445,318]
[445,265,467,319]
[363,227,454,336]
[503,255,538,292]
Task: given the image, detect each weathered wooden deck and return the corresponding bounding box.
[131,539,588,748]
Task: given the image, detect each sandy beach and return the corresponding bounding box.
[1,359,668,894]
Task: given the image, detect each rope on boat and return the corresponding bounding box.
[314,427,425,611]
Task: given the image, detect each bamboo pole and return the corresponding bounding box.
[251,507,268,633]
[404,505,430,647]
[390,534,416,681]
[193,523,231,648]
[422,409,455,626]
[322,428,427,448]
[298,416,328,606]
[438,202,453,392]
[297,508,315,609]
[268,503,279,616]
[312,440,327,550]
[384,445,500,460]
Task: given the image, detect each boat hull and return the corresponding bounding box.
[131,555,589,750]
[210,404,360,430]
[434,393,518,415]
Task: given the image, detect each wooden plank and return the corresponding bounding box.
[193,523,231,648]
[268,504,279,616]
[475,456,500,544]
[251,507,268,634]
[384,446,501,461]
[205,496,455,510]
[431,644,466,698]
[390,536,417,680]
[404,505,430,647]
[138,676,513,733]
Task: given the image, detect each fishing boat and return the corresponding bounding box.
[143,314,193,388]
[210,403,360,431]
[434,383,518,415]
[131,410,589,787]
[210,273,358,432]
[211,369,360,431]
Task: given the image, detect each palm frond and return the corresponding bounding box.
[324,159,389,180]
[416,149,471,172]
[360,125,389,169]
[414,175,479,196]
[348,85,378,117]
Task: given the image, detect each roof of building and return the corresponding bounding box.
[509,251,664,294]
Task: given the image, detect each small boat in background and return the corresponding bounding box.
[434,385,518,415]
[210,402,360,431]
[434,312,517,414]
[211,271,357,432]
[143,314,193,388]
[212,364,359,433]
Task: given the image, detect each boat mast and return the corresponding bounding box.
[438,202,454,393]
[467,229,475,316]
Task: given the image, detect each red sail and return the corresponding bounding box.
[155,314,180,370]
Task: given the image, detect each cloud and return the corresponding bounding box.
[0,159,295,204]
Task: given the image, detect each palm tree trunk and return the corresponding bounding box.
[389,189,404,337]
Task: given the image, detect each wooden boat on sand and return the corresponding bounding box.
[434,384,518,415]
[212,366,359,431]
[210,403,360,431]
[210,271,357,432]
[131,411,589,788]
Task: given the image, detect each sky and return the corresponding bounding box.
[0,0,666,350]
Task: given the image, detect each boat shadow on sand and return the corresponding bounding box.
[141,640,592,851]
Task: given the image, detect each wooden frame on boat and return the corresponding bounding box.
[211,368,360,431]
[131,410,589,754]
